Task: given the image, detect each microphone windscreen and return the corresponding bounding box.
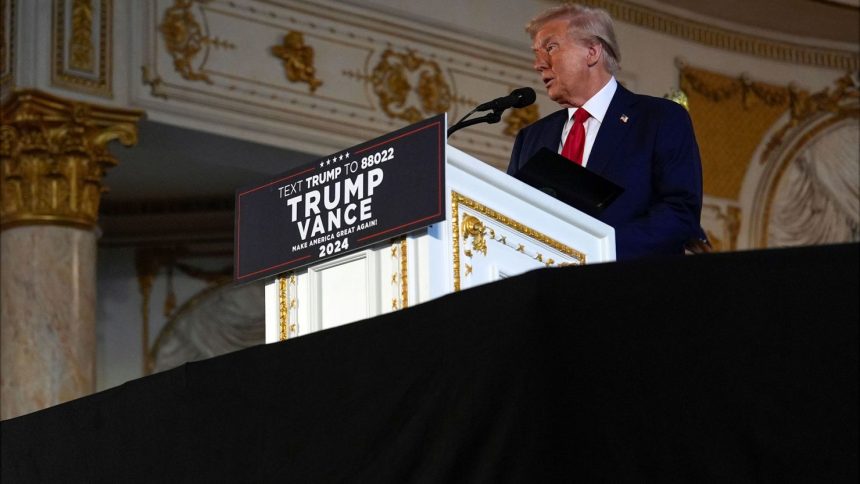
[512,87,536,108]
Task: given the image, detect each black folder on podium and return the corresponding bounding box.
[513,147,623,216]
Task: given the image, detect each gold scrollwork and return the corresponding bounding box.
[400,237,408,308]
[389,237,409,309]
[271,31,322,93]
[278,276,288,341]
[457,192,586,263]
[370,49,452,123]
[503,103,539,137]
[451,193,461,290]
[52,0,111,96]
[1,0,15,91]
[451,191,586,291]
[681,66,789,109]
[677,65,858,200]
[278,273,298,340]
[69,0,94,72]
[705,205,742,252]
[763,74,860,161]
[158,0,234,84]
[0,89,143,230]
[461,214,487,256]
[664,89,689,111]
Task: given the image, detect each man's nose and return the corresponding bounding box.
[533,54,548,71]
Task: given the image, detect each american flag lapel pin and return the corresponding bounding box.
[620,114,629,123]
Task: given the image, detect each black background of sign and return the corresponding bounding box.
[234,115,445,282]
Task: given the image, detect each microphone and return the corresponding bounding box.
[446,87,536,138]
[475,87,536,112]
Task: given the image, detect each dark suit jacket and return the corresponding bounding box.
[507,84,704,261]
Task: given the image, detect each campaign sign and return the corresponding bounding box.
[234,114,446,283]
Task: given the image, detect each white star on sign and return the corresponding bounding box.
[339,154,344,161]
[345,152,350,159]
[319,161,324,168]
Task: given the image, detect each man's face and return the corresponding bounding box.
[531,18,591,107]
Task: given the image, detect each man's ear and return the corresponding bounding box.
[586,42,602,68]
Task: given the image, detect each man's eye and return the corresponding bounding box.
[546,44,557,53]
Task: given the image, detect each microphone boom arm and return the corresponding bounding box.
[446,109,502,138]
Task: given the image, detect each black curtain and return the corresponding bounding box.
[3,243,858,483]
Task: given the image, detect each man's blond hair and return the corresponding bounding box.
[526,3,621,74]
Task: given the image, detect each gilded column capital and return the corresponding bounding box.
[0,89,144,230]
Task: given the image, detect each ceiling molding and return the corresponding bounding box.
[579,0,859,71]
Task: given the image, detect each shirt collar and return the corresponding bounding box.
[567,76,617,124]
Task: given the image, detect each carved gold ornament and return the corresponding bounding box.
[0,89,143,230]
[52,0,111,96]
[461,214,487,256]
[450,191,585,291]
[503,103,539,137]
[389,237,409,310]
[664,89,689,111]
[278,273,298,341]
[158,0,234,84]
[763,74,860,161]
[705,205,741,252]
[271,31,322,93]
[69,0,94,71]
[371,49,452,123]
[680,64,859,200]
[1,0,15,91]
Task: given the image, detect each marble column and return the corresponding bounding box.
[1,90,143,420]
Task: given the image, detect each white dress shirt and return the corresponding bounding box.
[558,77,618,167]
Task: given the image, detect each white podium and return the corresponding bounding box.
[264,146,615,342]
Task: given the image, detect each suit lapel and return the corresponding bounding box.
[536,109,569,154]
[587,84,637,176]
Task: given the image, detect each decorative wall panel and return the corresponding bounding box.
[51,0,112,97]
[0,0,14,96]
[682,64,859,250]
[137,0,552,168]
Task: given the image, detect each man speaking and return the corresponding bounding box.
[507,4,704,261]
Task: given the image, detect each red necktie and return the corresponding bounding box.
[561,108,590,165]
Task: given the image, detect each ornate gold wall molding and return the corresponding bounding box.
[580,0,859,71]
[52,0,112,97]
[139,0,543,168]
[702,203,741,252]
[503,104,539,137]
[369,49,452,123]
[681,65,793,199]
[461,214,488,256]
[0,89,144,230]
[389,237,408,310]
[277,273,297,340]
[158,0,235,84]
[763,73,860,161]
[271,31,322,93]
[451,191,585,291]
[0,0,15,94]
[681,64,859,201]
[69,0,94,71]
